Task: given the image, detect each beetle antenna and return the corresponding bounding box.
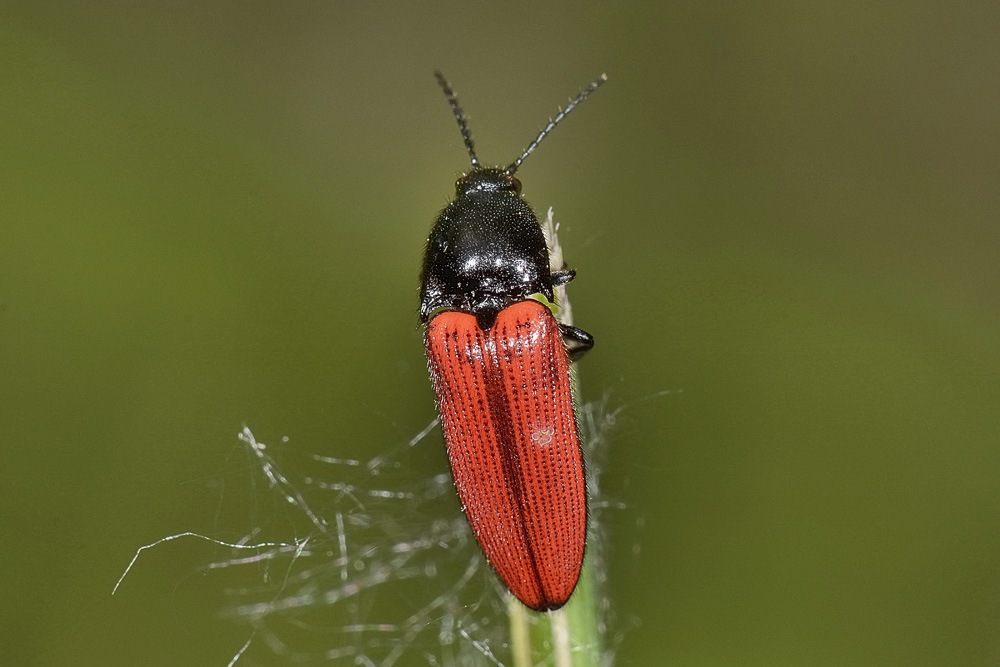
[434,71,480,168]
[506,73,607,175]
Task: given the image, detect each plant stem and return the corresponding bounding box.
[505,208,606,667]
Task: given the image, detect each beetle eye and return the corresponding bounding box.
[510,177,522,193]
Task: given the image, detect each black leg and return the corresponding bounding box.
[551,269,576,287]
[560,324,594,361]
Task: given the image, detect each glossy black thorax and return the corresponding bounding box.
[420,168,554,330]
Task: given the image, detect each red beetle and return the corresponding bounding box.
[420,72,604,611]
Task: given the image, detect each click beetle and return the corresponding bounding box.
[421,71,605,611]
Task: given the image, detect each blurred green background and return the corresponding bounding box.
[3,2,999,665]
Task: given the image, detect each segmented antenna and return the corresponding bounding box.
[506,73,607,175]
[434,71,479,168]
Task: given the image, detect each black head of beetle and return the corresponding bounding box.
[420,71,605,332]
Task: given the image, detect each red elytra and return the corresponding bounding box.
[424,299,586,611]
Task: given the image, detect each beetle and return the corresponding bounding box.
[420,71,605,611]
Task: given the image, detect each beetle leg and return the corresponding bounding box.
[560,324,594,361]
[550,269,576,287]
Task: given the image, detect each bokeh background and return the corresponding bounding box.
[3,2,999,665]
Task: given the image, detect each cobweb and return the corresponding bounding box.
[115,393,622,666]
[218,418,506,666]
